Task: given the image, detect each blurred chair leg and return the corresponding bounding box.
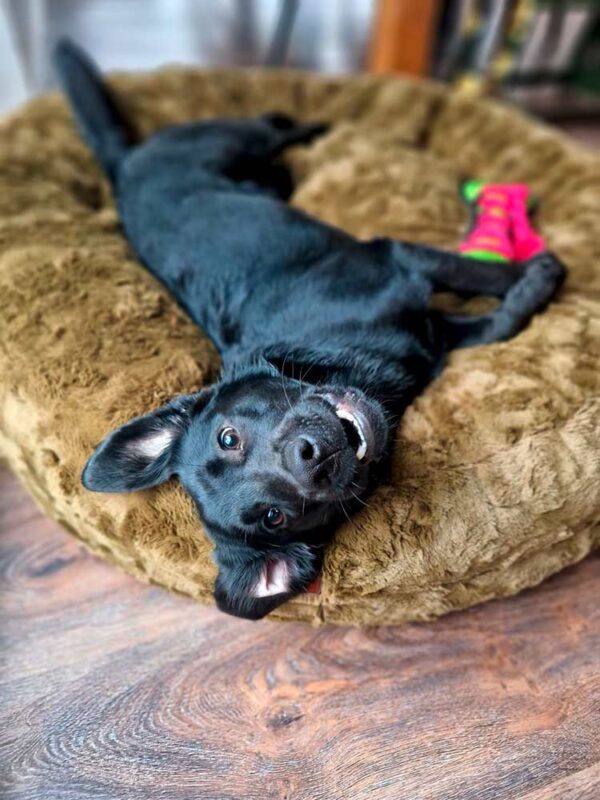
[265,0,299,66]
[367,0,440,76]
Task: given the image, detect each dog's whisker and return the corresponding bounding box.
[280,349,294,412]
[349,488,371,508]
[298,363,314,401]
[337,497,354,527]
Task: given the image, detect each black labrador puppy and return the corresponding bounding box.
[55,40,566,619]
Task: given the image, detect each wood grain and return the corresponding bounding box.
[1,465,599,800]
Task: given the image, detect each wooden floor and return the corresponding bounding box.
[1,466,599,800]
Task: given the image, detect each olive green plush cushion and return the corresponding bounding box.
[0,69,599,625]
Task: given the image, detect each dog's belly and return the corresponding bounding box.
[122,180,331,276]
[116,171,438,362]
[118,177,353,323]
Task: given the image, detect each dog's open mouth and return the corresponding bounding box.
[321,391,378,463]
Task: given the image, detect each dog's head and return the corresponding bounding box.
[82,370,389,619]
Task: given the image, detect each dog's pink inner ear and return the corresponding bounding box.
[253,559,290,597]
[126,427,177,460]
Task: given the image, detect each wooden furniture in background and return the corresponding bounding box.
[368,0,440,75]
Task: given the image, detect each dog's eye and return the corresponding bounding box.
[218,426,242,450]
[264,507,286,528]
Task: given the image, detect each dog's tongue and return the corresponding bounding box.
[306,575,322,594]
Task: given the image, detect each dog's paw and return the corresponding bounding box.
[523,253,567,288]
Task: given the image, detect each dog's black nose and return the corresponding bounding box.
[284,434,339,490]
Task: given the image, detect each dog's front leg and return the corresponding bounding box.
[389,239,523,298]
[436,252,566,350]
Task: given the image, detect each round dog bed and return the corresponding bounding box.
[0,68,598,625]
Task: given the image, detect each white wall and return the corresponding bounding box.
[0,0,30,114]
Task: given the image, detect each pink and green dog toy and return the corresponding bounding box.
[458,180,546,264]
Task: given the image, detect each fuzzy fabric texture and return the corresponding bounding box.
[0,68,598,625]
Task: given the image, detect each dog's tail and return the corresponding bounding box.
[53,38,133,184]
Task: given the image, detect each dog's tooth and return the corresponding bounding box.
[355,438,367,461]
[335,406,368,461]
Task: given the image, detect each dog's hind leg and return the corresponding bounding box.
[437,252,566,349]
[275,122,329,149]
[219,116,328,198]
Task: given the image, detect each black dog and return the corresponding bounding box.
[55,40,565,620]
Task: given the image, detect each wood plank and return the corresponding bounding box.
[1,465,598,800]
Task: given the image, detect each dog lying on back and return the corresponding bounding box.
[55,40,565,619]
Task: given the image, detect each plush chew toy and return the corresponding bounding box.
[459,180,546,263]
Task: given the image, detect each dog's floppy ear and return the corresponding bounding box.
[212,541,321,621]
[82,389,213,492]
